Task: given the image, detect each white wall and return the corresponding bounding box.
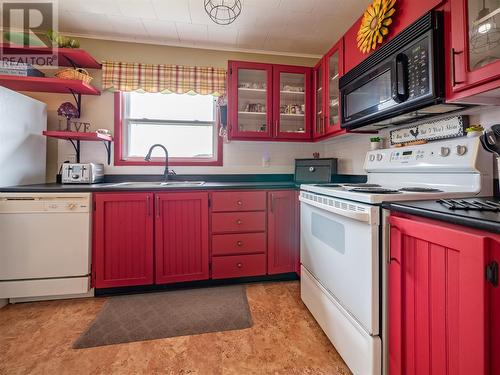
[58,107,500,177]
[322,107,500,175]
[58,138,323,175]
[322,133,374,174]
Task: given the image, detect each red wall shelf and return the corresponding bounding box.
[0,44,101,69]
[43,130,112,142]
[43,131,113,165]
[0,75,100,95]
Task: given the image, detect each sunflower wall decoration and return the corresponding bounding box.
[357,0,396,53]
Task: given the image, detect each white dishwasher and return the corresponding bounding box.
[0,193,92,301]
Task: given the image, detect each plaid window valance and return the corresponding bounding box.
[102,61,227,96]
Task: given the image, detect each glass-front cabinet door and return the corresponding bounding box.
[273,65,312,139]
[325,39,344,135]
[229,61,273,139]
[313,59,325,138]
[451,0,500,91]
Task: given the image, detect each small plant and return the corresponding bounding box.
[370,137,381,142]
[465,125,484,133]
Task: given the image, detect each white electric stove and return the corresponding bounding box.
[299,136,493,375]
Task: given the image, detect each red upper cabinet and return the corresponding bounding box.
[449,0,500,97]
[228,60,273,139]
[273,64,312,140]
[155,192,209,284]
[267,191,299,275]
[228,60,312,141]
[324,39,345,136]
[313,57,326,139]
[344,0,444,74]
[94,193,154,288]
[388,214,499,375]
[313,38,345,140]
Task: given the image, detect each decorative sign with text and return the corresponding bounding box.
[390,116,468,146]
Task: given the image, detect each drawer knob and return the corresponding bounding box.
[237,262,243,268]
[236,219,242,225]
[237,240,243,247]
[236,200,243,206]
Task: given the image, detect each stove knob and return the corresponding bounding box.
[439,147,451,157]
[376,154,383,161]
[369,155,375,162]
[309,167,316,172]
[456,145,467,156]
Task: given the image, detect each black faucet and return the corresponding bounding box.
[145,144,170,181]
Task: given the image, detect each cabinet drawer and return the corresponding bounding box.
[212,233,266,256]
[212,212,266,233]
[211,191,266,212]
[211,254,266,279]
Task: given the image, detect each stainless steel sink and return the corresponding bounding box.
[108,181,205,188]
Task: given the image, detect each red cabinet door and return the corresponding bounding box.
[94,193,154,288]
[267,190,299,275]
[450,0,500,94]
[155,192,209,284]
[312,57,326,140]
[272,64,312,140]
[228,60,273,140]
[324,38,346,136]
[388,215,491,375]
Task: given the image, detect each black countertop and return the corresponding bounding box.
[384,197,500,234]
[0,181,299,192]
[0,174,367,193]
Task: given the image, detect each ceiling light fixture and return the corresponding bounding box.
[204,0,242,25]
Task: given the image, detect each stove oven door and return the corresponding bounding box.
[299,191,380,334]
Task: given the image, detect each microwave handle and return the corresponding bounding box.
[391,53,409,103]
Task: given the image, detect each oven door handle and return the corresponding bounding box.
[391,53,409,103]
[299,196,373,224]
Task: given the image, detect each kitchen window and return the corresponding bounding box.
[115,92,222,166]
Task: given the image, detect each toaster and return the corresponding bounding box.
[61,163,104,184]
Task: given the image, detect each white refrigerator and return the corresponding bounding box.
[0,86,47,187]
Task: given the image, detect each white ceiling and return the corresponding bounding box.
[57,0,372,57]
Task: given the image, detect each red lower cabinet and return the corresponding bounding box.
[267,191,299,275]
[389,214,500,375]
[154,192,209,284]
[212,254,267,279]
[94,193,154,288]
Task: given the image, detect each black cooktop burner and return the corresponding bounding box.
[400,187,444,193]
[438,199,500,211]
[343,183,381,188]
[314,183,342,187]
[350,187,402,194]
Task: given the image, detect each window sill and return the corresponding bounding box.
[115,157,223,167]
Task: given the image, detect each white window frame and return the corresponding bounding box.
[121,92,220,164]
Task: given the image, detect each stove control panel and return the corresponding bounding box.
[364,137,485,173]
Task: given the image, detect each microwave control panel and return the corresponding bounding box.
[406,38,430,100]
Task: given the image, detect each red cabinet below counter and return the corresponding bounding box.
[154,192,209,284]
[93,193,154,288]
[268,191,299,275]
[212,254,267,279]
[388,214,500,375]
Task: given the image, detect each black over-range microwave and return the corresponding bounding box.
[340,11,467,132]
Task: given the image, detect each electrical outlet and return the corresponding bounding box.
[61,154,76,163]
[262,154,271,168]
